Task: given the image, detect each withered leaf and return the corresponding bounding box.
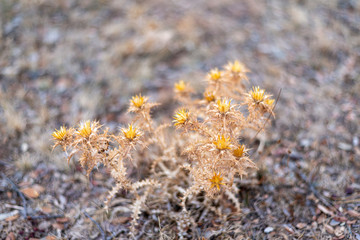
[296,222,307,229]
[324,224,334,234]
[5,232,15,240]
[334,226,345,237]
[21,187,40,199]
[45,236,57,240]
[41,206,53,214]
[347,209,360,218]
[52,223,64,230]
[317,204,334,216]
[56,217,70,223]
[5,214,19,222]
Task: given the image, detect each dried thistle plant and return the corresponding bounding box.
[172,60,275,209]
[52,95,161,236]
[52,60,275,238]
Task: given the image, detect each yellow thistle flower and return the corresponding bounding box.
[122,124,138,140]
[227,60,248,73]
[217,99,231,113]
[265,98,274,107]
[204,91,215,102]
[52,126,68,141]
[208,68,221,81]
[249,86,265,103]
[173,108,190,126]
[131,94,145,108]
[174,80,187,92]
[213,135,231,150]
[209,172,224,190]
[77,121,92,138]
[233,144,245,158]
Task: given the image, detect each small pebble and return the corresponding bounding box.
[44,28,60,44]
[38,221,51,230]
[21,143,29,152]
[264,227,274,233]
[300,139,311,148]
[353,136,359,147]
[289,150,303,160]
[338,142,352,151]
[330,219,340,226]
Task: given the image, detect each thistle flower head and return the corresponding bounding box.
[52,126,69,141]
[77,121,92,138]
[122,124,138,140]
[217,99,231,113]
[213,135,231,150]
[209,172,224,190]
[173,108,190,126]
[174,80,187,92]
[249,86,265,103]
[131,94,146,108]
[265,98,275,107]
[204,91,215,102]
[233,144,246,158]
[226,60,248,73]
[208,68,221,81]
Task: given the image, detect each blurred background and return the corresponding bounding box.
[0,0,359,239]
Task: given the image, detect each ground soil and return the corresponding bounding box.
[0,0,359,239]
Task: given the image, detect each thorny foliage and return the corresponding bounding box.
[52,60,275,238]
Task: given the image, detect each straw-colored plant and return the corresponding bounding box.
[52,60,275,238]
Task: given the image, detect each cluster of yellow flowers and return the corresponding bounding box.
[52,92,159,206]
[52,60,275,236]
[172,61,275,203]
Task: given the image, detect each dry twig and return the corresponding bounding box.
[1,173,28,218]
[83,211,106,240]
